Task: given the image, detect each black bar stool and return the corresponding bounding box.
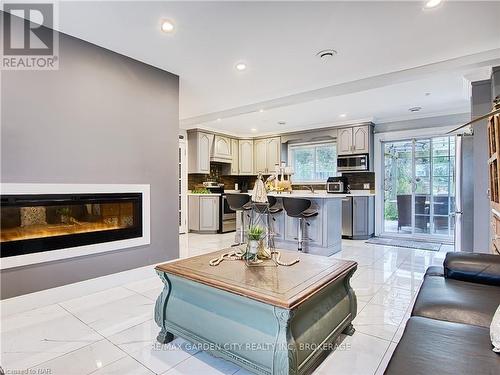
[282,197,319,252]
[226,193,251,245]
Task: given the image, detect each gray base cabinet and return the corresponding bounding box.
[342,196,374,240]
[188,195,219,233]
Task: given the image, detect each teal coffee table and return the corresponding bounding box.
[155,249,357,375]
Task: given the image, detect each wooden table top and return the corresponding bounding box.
[156,249,357,309]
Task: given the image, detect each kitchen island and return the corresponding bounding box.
[237,191,374,256]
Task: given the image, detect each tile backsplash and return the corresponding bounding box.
[188,163,375,191]
[341,172,375,190]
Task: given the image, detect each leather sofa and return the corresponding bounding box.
[385,252,500,374]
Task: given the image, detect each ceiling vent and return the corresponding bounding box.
[277,121,286,126]
[316,49,337,60]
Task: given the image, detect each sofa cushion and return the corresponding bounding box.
[445,252,500,286]
[412,275,500,328]
[384,317,500,375]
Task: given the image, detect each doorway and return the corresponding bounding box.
[382,136,455,241]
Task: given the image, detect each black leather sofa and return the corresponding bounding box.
[385,252,500,374]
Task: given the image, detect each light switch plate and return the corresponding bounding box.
[363,183,370,189]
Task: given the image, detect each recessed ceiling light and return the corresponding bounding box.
[316,49,338,60]
[235,62,247,71]
[339,113,347,118]
[251,128,257,132]
[277,121,286,126]
[160,19,175,33]
[259,109,264,113]
[409,106,422,112]
[424,0,442,9]
[216,118,221,122]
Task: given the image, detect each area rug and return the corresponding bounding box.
[365,237,442,251]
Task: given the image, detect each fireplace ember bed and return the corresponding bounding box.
[1,193,142,258]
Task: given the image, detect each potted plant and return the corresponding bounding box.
[247,225,264,260]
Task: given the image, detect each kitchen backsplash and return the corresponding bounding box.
[341,172,375,190]
[188,163,375,191]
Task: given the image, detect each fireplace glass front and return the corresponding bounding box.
[1,193,142,257]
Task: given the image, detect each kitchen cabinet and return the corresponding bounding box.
[254,139,267,173]
[187,131,214,174]
[254,137,281,174]
[239,139,254,175]
[337,125,372,155]
[212,135,232,162]
[338,128,353,155]
[342,196,374,239]
[188,195,219,232]
[230,138,239,175]
[266,137,281,173]
[352,126,370,154]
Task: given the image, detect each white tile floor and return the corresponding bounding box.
[1,233,450,375]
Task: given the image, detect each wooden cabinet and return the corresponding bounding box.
[239,139,254,175]
[266,137,281,173]
[188,131,214,174]
[337,125,371,155]
[212,135,232,161]
[488,102,500,254]
[254,139,267,173]
[253,137,281,174]
[352,196,374,238]
[188,195,219,232]
[338,128,353,155]
[230,138,239,175]
[352,126,370,154]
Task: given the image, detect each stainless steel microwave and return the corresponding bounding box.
[337,154,369,172]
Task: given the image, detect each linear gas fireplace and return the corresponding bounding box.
[1,192,143,258]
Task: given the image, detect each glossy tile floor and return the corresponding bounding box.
[1,233,452,375]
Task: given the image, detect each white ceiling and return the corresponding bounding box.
[53,1,500,135]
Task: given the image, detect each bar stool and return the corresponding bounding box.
[282,197,319,252]
[226,193,251,246]
[266,196,283,248]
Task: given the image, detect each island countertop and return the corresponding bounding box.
[234,190,375,199]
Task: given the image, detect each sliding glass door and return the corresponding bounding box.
[383,136,455,240]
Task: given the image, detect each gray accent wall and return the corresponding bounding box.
[1,30,179,298]
[471,80,492,253]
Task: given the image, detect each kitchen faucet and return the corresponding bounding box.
[303,185,315,193]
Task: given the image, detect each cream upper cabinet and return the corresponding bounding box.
[230,138,239,175]
[337,128,353,155]
[337,125,371,155]
[212,135,232,161]
[239,139,254,175]
[253,137,281,174]
[188,131,214,174]
[352,125,369,154]
[266,137,281,173]
[254,139,267,173]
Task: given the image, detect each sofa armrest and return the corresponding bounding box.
[444,252,500,286]
[425,266,444,277]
